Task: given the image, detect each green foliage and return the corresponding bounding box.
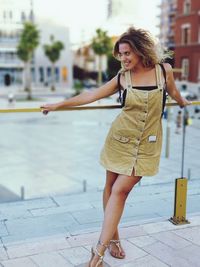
[91,28,112,85]
[43,35,64,63]
[17,22,40,62]
[73,79,83,95]
[107,53,121,79]
[91,28,112,56]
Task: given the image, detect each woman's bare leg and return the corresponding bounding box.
[103,170,125,258]
[90,171,142,266]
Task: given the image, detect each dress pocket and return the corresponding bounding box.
[113,133,130,143]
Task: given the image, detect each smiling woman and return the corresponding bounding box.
[40,25,190,266]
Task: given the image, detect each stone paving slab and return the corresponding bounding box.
[142,241,192,267]
[118,254,169,267]
[0,246,8,261]
[1,257,38,267]
[30,252,74,267]
[5,235,71,259]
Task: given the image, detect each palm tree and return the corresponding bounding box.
[43,35,64,91]
[91,28,112,86]
[17,22,40,100]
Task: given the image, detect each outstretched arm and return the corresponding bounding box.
[41,76,118,113]
[163,63,190,108]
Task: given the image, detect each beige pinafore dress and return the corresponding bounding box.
[100,64,165,176]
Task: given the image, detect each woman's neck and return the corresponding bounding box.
[131,64,154,74]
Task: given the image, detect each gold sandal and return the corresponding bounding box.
[109,239,125,259]
[87,241,108,267]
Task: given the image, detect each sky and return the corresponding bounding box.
[34,0,161,46]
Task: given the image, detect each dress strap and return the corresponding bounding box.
[124,70,132,89]
[155,64,163,90]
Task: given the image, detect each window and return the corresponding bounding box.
[198,60,200,82]
[183,0,191,15]
[199,26,200,43]
[9,11,12,20]
[39,67,44,82]
[181,58,189,80]
[55,67,59,82]
[62,67,67,81]
[181,24,191,45]
[21,11,26,22]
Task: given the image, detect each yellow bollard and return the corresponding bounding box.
[169,178,190,225]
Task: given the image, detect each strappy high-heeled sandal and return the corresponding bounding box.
[109,239,125,259]
[87,240,108,267]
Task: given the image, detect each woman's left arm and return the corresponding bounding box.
[163,63,191,108]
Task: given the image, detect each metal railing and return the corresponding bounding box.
[0,101,200,113]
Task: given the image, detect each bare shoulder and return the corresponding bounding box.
[163,63,173,73]
[118,71,126,89]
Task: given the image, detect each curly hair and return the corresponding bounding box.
[113,27,170,68]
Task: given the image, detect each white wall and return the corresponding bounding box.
[34,19,73,89]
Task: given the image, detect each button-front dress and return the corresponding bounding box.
[100,64,165,176]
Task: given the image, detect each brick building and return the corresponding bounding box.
[174,0,200,82]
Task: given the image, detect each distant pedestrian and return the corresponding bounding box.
[175,111,182,134]
[41,26,190,267]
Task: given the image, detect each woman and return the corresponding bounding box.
[41,27,190,267]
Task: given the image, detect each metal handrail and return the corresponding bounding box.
[0,101,200,113]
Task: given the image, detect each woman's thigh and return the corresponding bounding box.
[112,172,142,196]
[105,170,118,188]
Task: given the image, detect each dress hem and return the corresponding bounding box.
[100,160,158,177]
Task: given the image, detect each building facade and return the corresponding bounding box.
[34,20,72,89]
[158,0,177,50]
[0,0,72,90]
[174,0,200,82]
[0,0,32,86]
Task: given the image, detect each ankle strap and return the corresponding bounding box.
[94,247,104,259]
[110,239,121,244]
[97,240,109,249]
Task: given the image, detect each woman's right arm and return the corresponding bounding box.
[41,76,118,113]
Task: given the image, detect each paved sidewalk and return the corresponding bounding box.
[1,183,200,267]
[1,212,200,267]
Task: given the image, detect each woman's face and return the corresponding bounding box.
[118,42,141,70]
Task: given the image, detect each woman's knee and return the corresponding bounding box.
[111,185,130,200]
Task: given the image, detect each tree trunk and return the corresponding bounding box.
[24,61,32,100]
[51,64,55,91]
[98,55,102,86]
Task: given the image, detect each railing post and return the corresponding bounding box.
[169,107,190,225]
[20,186,25,200]
[165,97,172,158]
[83,179,87,192]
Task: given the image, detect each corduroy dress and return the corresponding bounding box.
[100,64,165,176]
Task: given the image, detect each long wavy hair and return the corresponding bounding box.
[113,27,172,69]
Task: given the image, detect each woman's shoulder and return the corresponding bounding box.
[162,63,173,73]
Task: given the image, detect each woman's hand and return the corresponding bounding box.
[179,98,192,108]
[40,103,59,115]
